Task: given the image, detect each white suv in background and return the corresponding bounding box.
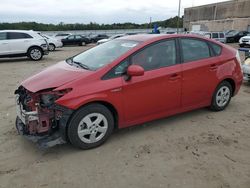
[239,34,250,47]
[0,30,49,61]
[41,34,63,51]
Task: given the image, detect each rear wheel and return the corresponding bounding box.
[79,41,86,46]
[67,104,114,149]
[210,81,232,111]
[28,47,43,61]
[49,44,56,51]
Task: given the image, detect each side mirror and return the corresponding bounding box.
[127,65,144,77]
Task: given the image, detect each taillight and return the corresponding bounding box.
[236,50,242,70]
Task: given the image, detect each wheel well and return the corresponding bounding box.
[223,78,236,96]
[49,43,55,46]
[78,101,119,130]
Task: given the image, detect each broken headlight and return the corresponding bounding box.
[40,88,72,107]
[40,94,58,107]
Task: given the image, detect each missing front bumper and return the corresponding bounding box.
[16,117,66,148]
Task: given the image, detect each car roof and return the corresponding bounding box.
[0,30,36,33]
[119,34,215,42]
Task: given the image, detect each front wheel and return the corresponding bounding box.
[67,104,114,149]
[28,47,43,61]
[210,81,232,111]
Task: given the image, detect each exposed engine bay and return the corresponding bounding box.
[15,86,73,148]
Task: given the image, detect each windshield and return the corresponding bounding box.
[72,39,140,70]
[227,30,238,35]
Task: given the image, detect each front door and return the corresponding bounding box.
[122,39,182,124]
[0,32,10,55]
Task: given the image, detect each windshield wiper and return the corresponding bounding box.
[73,61,89,69]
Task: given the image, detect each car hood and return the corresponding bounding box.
[98,39,109,43]
[22,61,92,93]
[242,36,250,40]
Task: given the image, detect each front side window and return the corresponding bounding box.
[131,40,177,71]
[181,38,211,62]
[75,35,82,39]
[72,39,139,70]
[67,36,75,40]
[0,32,7,40]
[8,32,32,40]
[103,59,130,79]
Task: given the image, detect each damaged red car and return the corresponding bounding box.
[15,34,243,149]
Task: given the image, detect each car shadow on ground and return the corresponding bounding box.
[29,107,211,155]
[0,57,31,63]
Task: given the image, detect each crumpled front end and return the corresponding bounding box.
[15,86,73,148]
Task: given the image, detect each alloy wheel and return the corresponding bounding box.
[77,113,108,144]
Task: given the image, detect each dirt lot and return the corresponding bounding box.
[0,44,250,188]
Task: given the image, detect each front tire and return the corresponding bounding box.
[28,47,43,61]
[67,104,114,149]
[210,81,232,111]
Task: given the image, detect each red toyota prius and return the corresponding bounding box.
[15,34,243,149]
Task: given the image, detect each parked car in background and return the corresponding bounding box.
[226,30,249,43]
[206,32,226,43]
[54,33,72,40]
[0,30,49,61]
[97,34,126,45]
[41,34,63,51]
[189,31,226,43]
[90,34,109,43]
[61,35,91,46]
[15,34,243,149]
[239,48,250,81]
[239,34,250,47]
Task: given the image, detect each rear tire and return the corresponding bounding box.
[210,81,232,111]
[67,104,114,149]
[79,42,86,46]
[49,44,56,51]
[28,47,43,61]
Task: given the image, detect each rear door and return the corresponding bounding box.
[7,32,33,54]
[180,37,221,108]
[0,32,10,55]
[122,39,182,123]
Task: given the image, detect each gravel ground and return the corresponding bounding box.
[0,44,250,188]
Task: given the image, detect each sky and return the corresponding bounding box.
[0,0,229,24]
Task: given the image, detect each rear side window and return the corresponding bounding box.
[8,32,32,40]
[0,32,7,40]
[219,33,225,38]
[181,38,211,62]
[210,42,222,56]
[212,33,219,38]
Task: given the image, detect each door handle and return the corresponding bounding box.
[210,64,218,70]
[169,73,181,81]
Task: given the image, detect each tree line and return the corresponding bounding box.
[0,16,183,31]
